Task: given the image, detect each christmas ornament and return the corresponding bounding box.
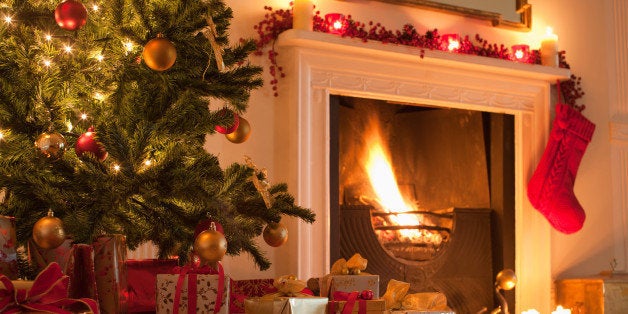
[193,222,227,265]
[262,222,288,247]
[75,126,107,161]
[142,34,177,71]
[527,84,595,234]
[225,116,251,143]
[214,109,240,134]
[245,156,273,208]
[54,0,88,31]
[32,209,66,249]
[193,219,224,240]
[202,14,225,77]
[360,289,374,300]
[35,131,67,160]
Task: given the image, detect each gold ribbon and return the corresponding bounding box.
[245,156,273,209]
[381,279,449,311]
[261,275,311,299]
[203,14,225,79]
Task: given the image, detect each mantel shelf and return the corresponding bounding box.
[276,29,571,83]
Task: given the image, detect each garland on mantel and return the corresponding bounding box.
[253,5,586,111]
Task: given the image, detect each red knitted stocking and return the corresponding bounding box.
[527,103,595,234]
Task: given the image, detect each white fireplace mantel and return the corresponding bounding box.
[274,29,570,313]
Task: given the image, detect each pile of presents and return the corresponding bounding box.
[0,216,453,313]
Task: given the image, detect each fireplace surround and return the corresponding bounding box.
[274,29,570,313]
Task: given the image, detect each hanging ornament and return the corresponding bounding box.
[201,14,225,79]
[193,222,227,266]
[32,209,66,249]
[35,131,67,160]
[194,218,224,239]
[245,156,273,208]
[214,108,240,134]
[75,126,108,161]
[225,116,251,143]
[263,222,288,247]
[142,34,177,71]
[54,0,88,31]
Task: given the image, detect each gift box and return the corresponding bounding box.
[27,237,74,274]
[127,258,179,313]
[329,299,386,314]
[65,244,98,301]
[0,216,17,279]
[156,272,230,314]
[389,311,455,314]
[244,296,328,314]
[231,278,276,313]
[93,234,128,314]
[320,275,380,298]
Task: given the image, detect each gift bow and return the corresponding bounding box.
[329,291,367,314]
[330,253,368,275]
[381,279,449,311]
[0,262,99,314]
[260,275,313,299]
[172,263,225,314]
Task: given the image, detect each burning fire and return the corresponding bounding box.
[364,122,422,240]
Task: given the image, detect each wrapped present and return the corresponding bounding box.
[93,234,128,314]
[244,297,328,314]
[126,258,178,313]
[0,216,17,279]
[230,278,275,313]
[156,263,229,314]
[321,254,379,298]
[382,279,451,312]
[0,262,99,313]
[27,237,74,275]
[328,291,386,314]
[66,244,98,301]
[389,311,455,314]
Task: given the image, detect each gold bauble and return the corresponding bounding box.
[35,132,67,160]
[32,209,66,249]
[225,116,251,144]
[142,34,177,71]
[263,222,288,247]
[495,269,517,290]
[193,229,227,264]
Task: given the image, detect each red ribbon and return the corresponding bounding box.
[330,291,366,314]
[172,263,225,314]
[0,262,99,314]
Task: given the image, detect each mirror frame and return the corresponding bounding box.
[373,0,531,31]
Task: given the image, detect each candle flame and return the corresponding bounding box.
[515,49,524,59]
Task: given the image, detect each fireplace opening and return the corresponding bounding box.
[329,95,515,313]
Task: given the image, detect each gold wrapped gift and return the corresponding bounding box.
[382,279,451,312]
[328,299,386,314]
[320,254,379,298]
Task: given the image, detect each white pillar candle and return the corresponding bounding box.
[540,27,559,67]
[293,0,314,31]
[551,305,572,314]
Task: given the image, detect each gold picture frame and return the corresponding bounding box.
[373,0,531,31]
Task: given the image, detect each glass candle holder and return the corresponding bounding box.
[324,13,345,34]
[511,44,530,62]
[441,34,461,52]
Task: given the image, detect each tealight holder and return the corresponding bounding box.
[441,34,461,52]
[511,44,530,63]
[324,13,345,35]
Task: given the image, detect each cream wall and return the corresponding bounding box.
[207,0,620,288]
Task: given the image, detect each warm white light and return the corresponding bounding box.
[81,113,88,120]
[522,310,540,314]
[94,92,104,101]
[0,131,4,140]
[123,41,134,52]
[552,305,571,314]
[42,59,52,67]
[63,45,72,53]
[92,4,99,11]
[333,20,342,30]
[447,39,460,51]
[3,16,12,24]
[44,34,52,41]
[144,159,152,166]
[113,164,121,172]
[515,49,524,59]
[95,54,104,62]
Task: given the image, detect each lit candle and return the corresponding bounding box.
[522,310,540,314]
[441,34,460,52]
[292,0,314,31]
[551,305,572,314]
[324,13,345,34]
[511,44,530,62]
[540,27,559,67]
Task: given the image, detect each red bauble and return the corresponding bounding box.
[360,289,374,300]
[54,0,88,31]
[214,109,240,134]
[75,127,107,161]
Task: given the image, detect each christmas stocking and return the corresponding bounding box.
[527,103,595,234]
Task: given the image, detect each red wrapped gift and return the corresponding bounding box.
[66,244,98,301]
[126,259,178,313]
[27,237,73,275]
[230,278,275,313]
[0,216,17,280]
[93,234,127,314]
[0,262,99,313]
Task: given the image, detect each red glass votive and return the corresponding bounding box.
[325,13,345,34]
[511,44,530,62]
[441,34,461,52]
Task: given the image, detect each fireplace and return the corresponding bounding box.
[274,29,570,313]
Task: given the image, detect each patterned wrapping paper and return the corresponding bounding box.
[0,216,17,280]
[244,297,328,314]
[93,234,128,314]
[65,244,98,301]
[320,275,380,298]
[126,259,179,313]
[156,273,230,314]
[230,278,276,313]
[27,237,74,274]
[329,299,387,314]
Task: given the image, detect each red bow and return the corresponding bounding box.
[172,263,225,314]
[330,291,366,314]
[0,262,99,314]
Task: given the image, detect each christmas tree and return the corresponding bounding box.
[0,0,315,270]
